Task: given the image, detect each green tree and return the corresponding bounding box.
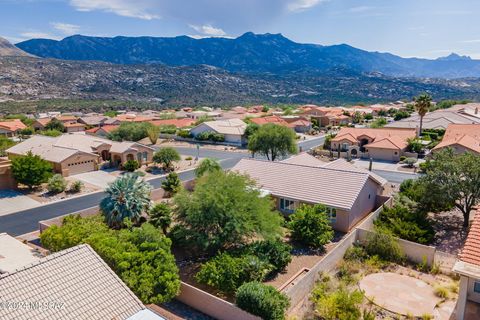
[370,117,387,128]
[174,170,283,252]
[406,138,422,153]
[153,147,181,170]
[100,173,152,228]
[45,118,65,132]
[122,159,139,172]
[11,151,53,189]
[194,158,222,177]
[162,172,182,195]
[351,111,363,124]
[40,129,63,137]
[103,110,118,118]
[288,204,334,249]
[108,122,154,142]
[248,123,297,161]
[196,253,272,294]
[47,174,67,194]
[149,202,172,234]
[40,215,180,304]
[414,93,432,136]
[0,136,16,156]
[416,148,480,228]
[242,239,292,273]
[146,125,160,144]
[245,123,260,138]
[236,282,290,320]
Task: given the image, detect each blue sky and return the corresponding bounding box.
[1,0,480,59]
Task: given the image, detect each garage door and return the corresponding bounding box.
[67,160,96,175]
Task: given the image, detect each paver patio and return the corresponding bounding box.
[359,272,441,317]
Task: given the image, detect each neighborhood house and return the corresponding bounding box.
[433,124,480,155]
[6,134,155,176]
[0,119,27,137]
[331,127,417,161]
[231,154,387,232]
[190,118,247,145]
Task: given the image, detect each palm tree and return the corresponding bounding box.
[149,202,172,234]
[100,173,152,228]
[414,93,432,136]
[194,158,222,178]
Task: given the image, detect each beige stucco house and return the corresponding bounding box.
[433,124,480,155]
[190,118,247,145]
[231,154,387,232]
[7,134,155,176]
[453,210,480,319]
[331,127,417,162]
[0,119,27,137]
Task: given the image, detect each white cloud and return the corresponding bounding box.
[189,24,226,37]
[51,22,81,35]
[19,31,58,40]
[69,0,159,20]
[461,39,480,44]
[349,6,373,13]
[287,0,327,12]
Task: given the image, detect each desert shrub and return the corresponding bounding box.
[433,286,448,299]
[196,253,273,294]
[236,282,290,320]
[417,256,429,273]
[195,131,225,142]
[162,172,182,195]
[149,202,172,234]
[122,160,139,172]
[241,239,292,274]
[404,157,417,168]
[400,156,406,162]
[40,129,63,137]
[185,156,193,161]
[108,122,154,142]
[47,174,67,194]
[11,151,53,188]
[69,180,84,193]
[344,245,368,262]
[153,147,181,170]
[159,124,177,134]
[313,285,364,320]
[288,204,334,249]
[364,231,405,263]
[177,129,192,138]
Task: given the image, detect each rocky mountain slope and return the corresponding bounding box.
[16,33,480,79]
[0,37,32,57]
[1,56,480,108]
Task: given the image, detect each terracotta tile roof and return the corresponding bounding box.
[63,122,85,128]
[332,128,415,150]
[433,124,480,153]
[149,118,195,128]
[366,136,408,150]
[35,118,51,126]
[232,158,383,211]
[0,119,27,132]
[459,210,480,267]
[55,115,77,122]
[250,116,289,126]
[0,244,146,320]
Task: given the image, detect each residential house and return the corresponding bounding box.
[32,118,51,131]
[86,125,120,138]
[301,106,350,127]
[386,110,480,130]
[54,115,78,124]
[231,154,386,232]
[7,134,155,176]
[190,118,247,145]
[186,110,223,120]
[250,115,312,133]
[433,124,480,155]
[0,243,165,320]
[115,114,158,123]
[250,115,290,127]
[0,119,27,137]
[453,209,480,320]
[150,118,196,128]
[331,127,417,161]
[64,122,86,133]
[0,159,16,190]
[77,116,109,127]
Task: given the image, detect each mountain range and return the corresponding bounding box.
[16,32,480,79]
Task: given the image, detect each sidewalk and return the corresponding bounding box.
[352,159,421,175]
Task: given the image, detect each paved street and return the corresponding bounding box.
[0,136,415,236]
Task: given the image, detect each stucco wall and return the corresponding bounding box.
[366,147,401,162]
[348,178,381,229]
[0,160,17,190]
[176,282,260,320]
[467,277,480,303]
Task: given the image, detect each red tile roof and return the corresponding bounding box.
[433,124,480,153]
[64,122,85,128]
[86,125,119,134]
[250,116,289,126]
[459,210,480,267]
[0,119,27,132]
[149,118,195,128]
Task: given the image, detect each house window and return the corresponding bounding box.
[341,143,349,151]
[474,281,480,293]
[326,207,337,224]
[143,151,148,162]
[137,153,142,163]
[279,198,296,213]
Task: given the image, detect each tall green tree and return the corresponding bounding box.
[153,147,181,170]
[11,151,52,189]
[146,125,160,145]
[288,204,334,249]
[162,172,182,196]
[194,158,222,177]
[100,173,152,228]
[248,123,297,161]
[149,202,172,234]
[414,93,432,136]
[174,170,283,252]
[416,148,480,228]
[45,118,65,132]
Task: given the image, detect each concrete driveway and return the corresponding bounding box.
[71,170,117,189]
[0,190,41,217]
